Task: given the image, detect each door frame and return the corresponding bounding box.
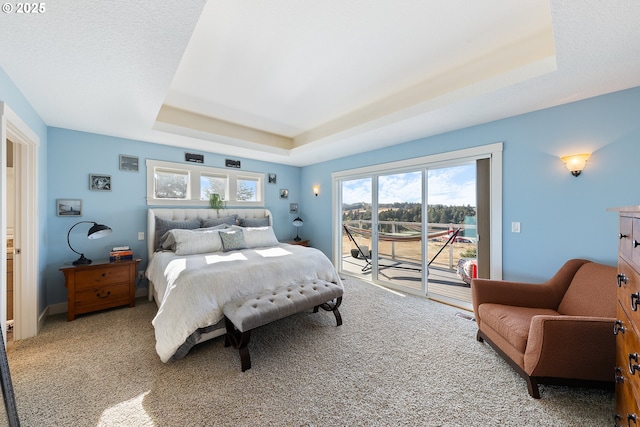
[332,143,503,295]
[1,102,40,340]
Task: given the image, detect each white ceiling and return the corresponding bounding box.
[1,0,639,166]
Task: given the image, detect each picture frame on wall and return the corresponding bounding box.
[280,189,289,199]
[89,174,112,191]
[268,173,277,184]
[56,199,82,216]
[289,203,298,214]
[119,154,139,171]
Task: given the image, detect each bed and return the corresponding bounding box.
[145,208,343,362]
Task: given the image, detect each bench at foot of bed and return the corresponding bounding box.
[222,280,343,372]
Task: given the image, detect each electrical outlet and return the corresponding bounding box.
[511,222,521,233]
[138,231,145,240]
[138,270,144,279]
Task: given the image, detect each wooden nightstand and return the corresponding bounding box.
[60,258,141,321]
[287,240,309,247]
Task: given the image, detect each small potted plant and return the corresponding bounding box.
[209,193,225,212]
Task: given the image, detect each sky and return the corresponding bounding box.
[342,163,476,206]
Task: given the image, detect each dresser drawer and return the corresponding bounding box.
[618,258,640,327]
[74,265,131,290]
[74,283,131,315]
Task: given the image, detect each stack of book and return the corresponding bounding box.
[110,246,133,262]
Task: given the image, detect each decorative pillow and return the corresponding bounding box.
[238,217,270,227]
[242,226,279,248]
[219,229,247,252]
[172,229,225,255]
[155,217,201,250]
[201,215,238,228]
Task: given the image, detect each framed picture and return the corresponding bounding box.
[56,199,82,216]
[90,174,112,191]
[289,203,298,214]
[268,173,277,184]
[119,155,139,171]
[280,188,289,199]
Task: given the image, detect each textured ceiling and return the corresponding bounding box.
[1,1,639,166]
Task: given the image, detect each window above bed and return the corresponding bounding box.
[146,159,265,207]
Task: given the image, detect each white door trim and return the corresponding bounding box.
[1,103,40,340]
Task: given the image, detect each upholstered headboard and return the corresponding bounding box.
[147,208,273,258]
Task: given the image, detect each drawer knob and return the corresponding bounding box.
[631,293,640,311]
[614,320,626,335]
[618,273,628,287]
[628,413,637,426]
[615,366,626,383]
[635,240,640,248]
[629,353,640,375]
[96,291,111,299]
[620,233,629,239]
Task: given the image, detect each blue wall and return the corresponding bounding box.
[301,87,640,283]
[0,66,49,314]
[45,128,302,305]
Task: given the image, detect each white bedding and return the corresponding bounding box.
[147,243,343,362]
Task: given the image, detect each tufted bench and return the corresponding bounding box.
[222,280,343,371]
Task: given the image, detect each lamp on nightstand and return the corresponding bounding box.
[67,221,112,265]
[292,216,303,242]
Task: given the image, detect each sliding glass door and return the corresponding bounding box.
[375,171,425,292]
[334,144,502,308]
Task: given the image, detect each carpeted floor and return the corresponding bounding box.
[4,276,613,426]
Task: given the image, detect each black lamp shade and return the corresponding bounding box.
[88,223,112,239]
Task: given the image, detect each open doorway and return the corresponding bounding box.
[1,103,40,342]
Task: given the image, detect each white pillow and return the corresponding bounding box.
[169,228,225,255]
[242,226,279,248]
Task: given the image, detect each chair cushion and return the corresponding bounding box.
[478,303,559,353]
[557,262,616,317]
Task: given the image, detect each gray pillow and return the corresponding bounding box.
[155,217,201,250]
[201,215,238,228]
[219,229,247,252]
[238,217,269,227]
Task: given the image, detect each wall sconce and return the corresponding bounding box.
[312,185,320,197]
[561,153,590,177]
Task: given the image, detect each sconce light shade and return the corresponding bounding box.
[561,153,590,177]
[312,185,320,197]
[292,216,303,241]
[67,221,113,265]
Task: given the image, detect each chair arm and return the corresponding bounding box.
[523,315,615,381]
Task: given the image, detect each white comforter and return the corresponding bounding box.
[146,243,343,362]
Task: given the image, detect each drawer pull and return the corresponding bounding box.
[620,233,629,239]
[96,291,111,299]
[614,320,626,335]
[615,367,625,383]
[631,293,640,311]
[628,413,637,426]
[635,240,640,248]
[629,353,640,375]
[618,273,628,287]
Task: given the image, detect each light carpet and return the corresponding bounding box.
[5,276,612,426]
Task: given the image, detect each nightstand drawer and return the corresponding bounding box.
[74,267,130,290]
[74,283,131,314]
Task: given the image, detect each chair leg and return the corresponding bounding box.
[526,377,541,399]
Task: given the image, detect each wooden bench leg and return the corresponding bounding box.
[224,316,253,371]
[314,296,343,326]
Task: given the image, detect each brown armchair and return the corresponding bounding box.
[472,259,617,398]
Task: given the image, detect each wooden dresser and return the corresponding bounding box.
[60,258,141,321]
[612,207,640,423]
